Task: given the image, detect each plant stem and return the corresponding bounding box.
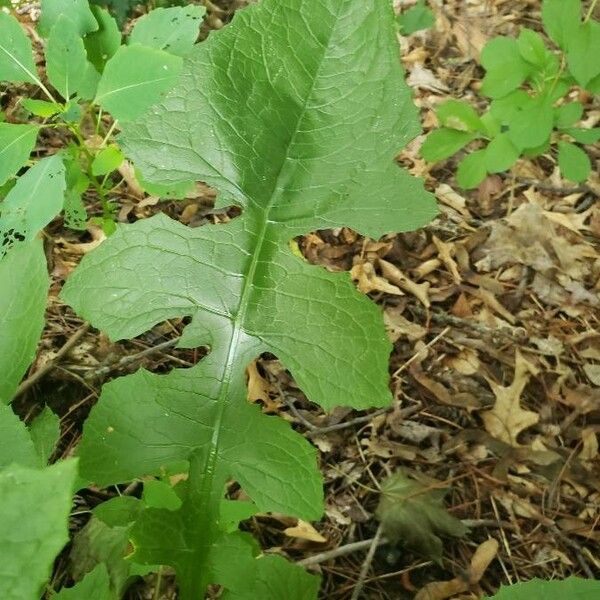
[585,0,598,22]
[153,566,163,600]
[101,119,119,147]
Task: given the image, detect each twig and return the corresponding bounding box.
[298,535,389,567]
[392,326,450,377]
[88,338,180,379]
[350,523,384,600]
[16,323,90,397]
[306,409,388,437]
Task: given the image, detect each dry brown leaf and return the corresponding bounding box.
[414,539,498,600]
[283,520,326,543]
[432,236,462,283]
[246,361,280,412]
[351,261,403,295]
[380,259,430,307]
[482,351,539,446]
[384,306,427,342]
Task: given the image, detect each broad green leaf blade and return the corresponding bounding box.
[0,12,39,84]
[488,577,600,599]
[29,406,60,464]
[0,154,66,257]
[76,360,322,519]
[39,0,98,37]
[456,149,487,189]
[485,133,519,173]
[0,459,77,600]
[94,45,182,121]
[435,99,483,132]
[0,123,38,186]
[558,141,591,183]
[541,0,582,51]
[480,37,530,98]
[63,1,435,595]
[45,15,88,100]
[54,564,112,600]
[221,555,321,600]
[128,6,206,56]
[0,403,38,467]
[567,21,600,89]
[85,6,121,72]
[420,128,475,162]
[0,240,49,403]
[375,470,468,563]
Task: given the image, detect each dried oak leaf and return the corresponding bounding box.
[375,470,468,563]
[482,351,539,446]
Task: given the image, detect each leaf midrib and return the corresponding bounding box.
[191,0,346,533]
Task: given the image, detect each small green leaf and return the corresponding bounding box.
[29,406,60,464]
[485,133,520,173]
[128,5,206,56]
[421,128,475,162]
[375,470,468,563]
[0,154,66,257]
[522,138,551,158]
[480,37,530,98]
[542,0,582,51]
[0,123,38,187]
[0,403,39,467]
[396,0,434,35]
[0,12,39,85]
[558,141,591,183]
[143,479,182,510]
[21,98,62,117]
[137,173,195,199]
[480,112,501,137]
[564,127,600,144]
[39,0,98,37]
[0,459,78,600]
[46,15,88,100]
[490,90,531,123]
[488,577,600,600]
[64,189,88,230]
[517,28,550,67]
[567,21,600,89]
[0,240,49,404]
[555,102,583,129]
[436,99,483,132]
[85,6,121,72]
[220,500,258,534]
[94,45,183,121]
[91,145,124,175]
[456,149,487,189]
[507,99,553,150]
[54,564,112,600]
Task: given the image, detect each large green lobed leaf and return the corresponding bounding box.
[62,0,436,596]
[0,460,77,600]
[489,577,600,599]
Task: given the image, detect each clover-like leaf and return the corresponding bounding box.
[375,470,468,563]
[62,1,436,597]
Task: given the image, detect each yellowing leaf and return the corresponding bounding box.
[284,520,326,543]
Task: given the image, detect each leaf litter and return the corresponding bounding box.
[6,0,600,598]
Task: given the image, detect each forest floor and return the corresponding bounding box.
[7,0,600,598]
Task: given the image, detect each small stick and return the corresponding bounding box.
[89,338,180,379]
[16,323,90,397]
[350,523,384,600]
[298,535,388,567]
